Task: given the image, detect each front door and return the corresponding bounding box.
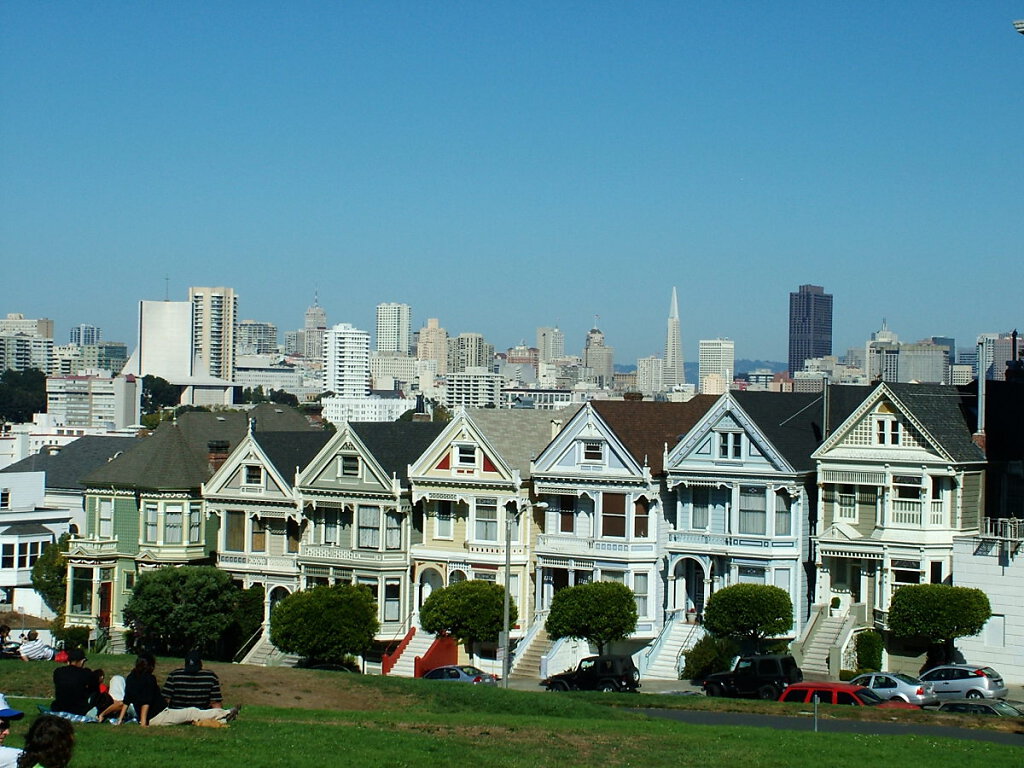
[98,582,112,629]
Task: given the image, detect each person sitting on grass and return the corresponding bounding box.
[0,694,25,768]
[120,653,238,727]
[0,627,21,659]
[50,649,96,717]
[18,632,53,662]
[15,715,74,768]
[95,672,127,723]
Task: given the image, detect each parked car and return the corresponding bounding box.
[422,665,499,685]
[541,655,640,693]
[702,654,803,700]
[918,664,1008,700]
[778,682,920,709]
[936,700,1024,717]
[848,672,938,706]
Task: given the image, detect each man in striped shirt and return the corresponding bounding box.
[161,652,237,717]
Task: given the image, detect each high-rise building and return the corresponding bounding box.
[69,324,101,346]
[536,326,565,365]
[977,332,1024,381]
[324,323,371,398]
[236,321,278,356]
[448,333,494,373]
[304,297,327,363]
[375,302,412,355]
[417,318,448,375]
[583,325,614,388]
[46,373,140,429]
[0,333,53,374]
[0,313,53,339]
[788,284,833,375]
[636,355,664,395]
[125,300,194,381]
[189,286,237,381]
[699,338,735,394]
[663,288,684,389]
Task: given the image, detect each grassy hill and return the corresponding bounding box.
[2,654,1020,768]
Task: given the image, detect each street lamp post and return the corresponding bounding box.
[501,498,546,689]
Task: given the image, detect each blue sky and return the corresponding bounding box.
[2,2,1023,365]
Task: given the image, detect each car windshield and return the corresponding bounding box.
[459,666,484,676]
[855,688,884,705]
[978,667,999,678]
[892,673,919,685]
[990,701,1021,716]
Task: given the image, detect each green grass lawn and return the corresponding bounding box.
[3,657,1021,768]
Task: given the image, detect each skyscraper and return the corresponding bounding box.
[375,302,412,354]
[699,338,735,394]
[417,318,448,374]
[69,324,101,346]
[236,321,278,356]
[536,326,565,364]
[189,286,238,381]
[583,324,614,388]
[304,297,327,363]
[788,284,833,375]
[663,288,684,389]
[324,323,371,397]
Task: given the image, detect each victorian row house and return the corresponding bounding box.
[56,383,1023,681]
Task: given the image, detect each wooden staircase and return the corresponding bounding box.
[800,615,846,679]
[509,629,552,680]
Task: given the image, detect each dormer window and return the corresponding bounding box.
[244,465,263,485]
[876,417,900,445]
[582,441,604,463]
[456,444,477,467]
[340,455,360,477]
[718,432,742,459]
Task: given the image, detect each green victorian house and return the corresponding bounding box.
[64,405,315,646]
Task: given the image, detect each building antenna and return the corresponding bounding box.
[164,275,170,301]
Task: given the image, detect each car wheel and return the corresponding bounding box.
[549,681,569,692]
[890,696,907,702]
[758,685,779,700]
[705,683,724,698]
[599,682,618,693]
[965,690,984,699]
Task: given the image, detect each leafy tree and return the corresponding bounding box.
[270,584,379,663]
[544,581,638,655]
[122,566,241,655]
[0,368,46,422]
[855,629,883,672]
[32,534,71,614]
[681,634,740,680]
[888,584,991,667]
[269,389,299,407]
[703,584,793,650]
[141,375,179,414]
[420,579,511,648]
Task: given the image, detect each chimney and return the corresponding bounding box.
[623,391,644,401]
[207,440,230,472]
[412,412,431,422]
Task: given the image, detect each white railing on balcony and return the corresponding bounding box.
[141,544,208,561]
[218,553,298,571]
[667,531,730,548]
[536,534,656,556]
[72,539,119,555]
[891,499,921,525]
[929,501,945,526]
[464,542,527,557]
[299,544,407,563]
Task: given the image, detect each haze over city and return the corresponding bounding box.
[3,3,1023,363]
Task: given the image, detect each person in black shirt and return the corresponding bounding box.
[50,649,96,716]
[120,654,164,727]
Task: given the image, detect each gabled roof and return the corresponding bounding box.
[252,431,333,482]
[466,406,582,479]
[884,383,984,463]
[591,398,718,475]
[731,386,871,472]
[349,421,448,479]
[83,405,319,491]
[0,436,142,491]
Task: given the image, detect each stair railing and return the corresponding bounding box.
[507,610,548,678]
[233,624,267,664]
[637,610,681,677]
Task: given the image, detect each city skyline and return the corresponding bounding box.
[3,5,1023,362]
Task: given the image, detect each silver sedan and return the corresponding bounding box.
[849,672,939,706]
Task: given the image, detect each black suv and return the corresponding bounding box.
[702,654,802,699]
[541,655,641,693]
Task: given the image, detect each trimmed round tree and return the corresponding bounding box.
[544,581,638,655]
[702,583,793,651]
[419,579,512,650]
[270,584,379,664]
[123,565,241,655]
[887,583,991,668]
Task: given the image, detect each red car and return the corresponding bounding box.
[778,682,919,709]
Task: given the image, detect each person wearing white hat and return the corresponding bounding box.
[0,693,25,768]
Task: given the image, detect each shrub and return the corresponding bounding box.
[544,582,638,655]
[421,580,512,648]
[271,584,379,663]
[50,621,90,650]
[681,634,740,681]
[855,629,883,672]
[703,584,793,650]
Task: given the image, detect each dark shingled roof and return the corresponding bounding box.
[0,436,142,490]
[350,421,448,480]
[732,386,871,471]
[253,431,333,482]
[591,397,719,475]
[467,407,583,478]
[1,522,54,535]
[884,383,985,463]
[83,405,317,490]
